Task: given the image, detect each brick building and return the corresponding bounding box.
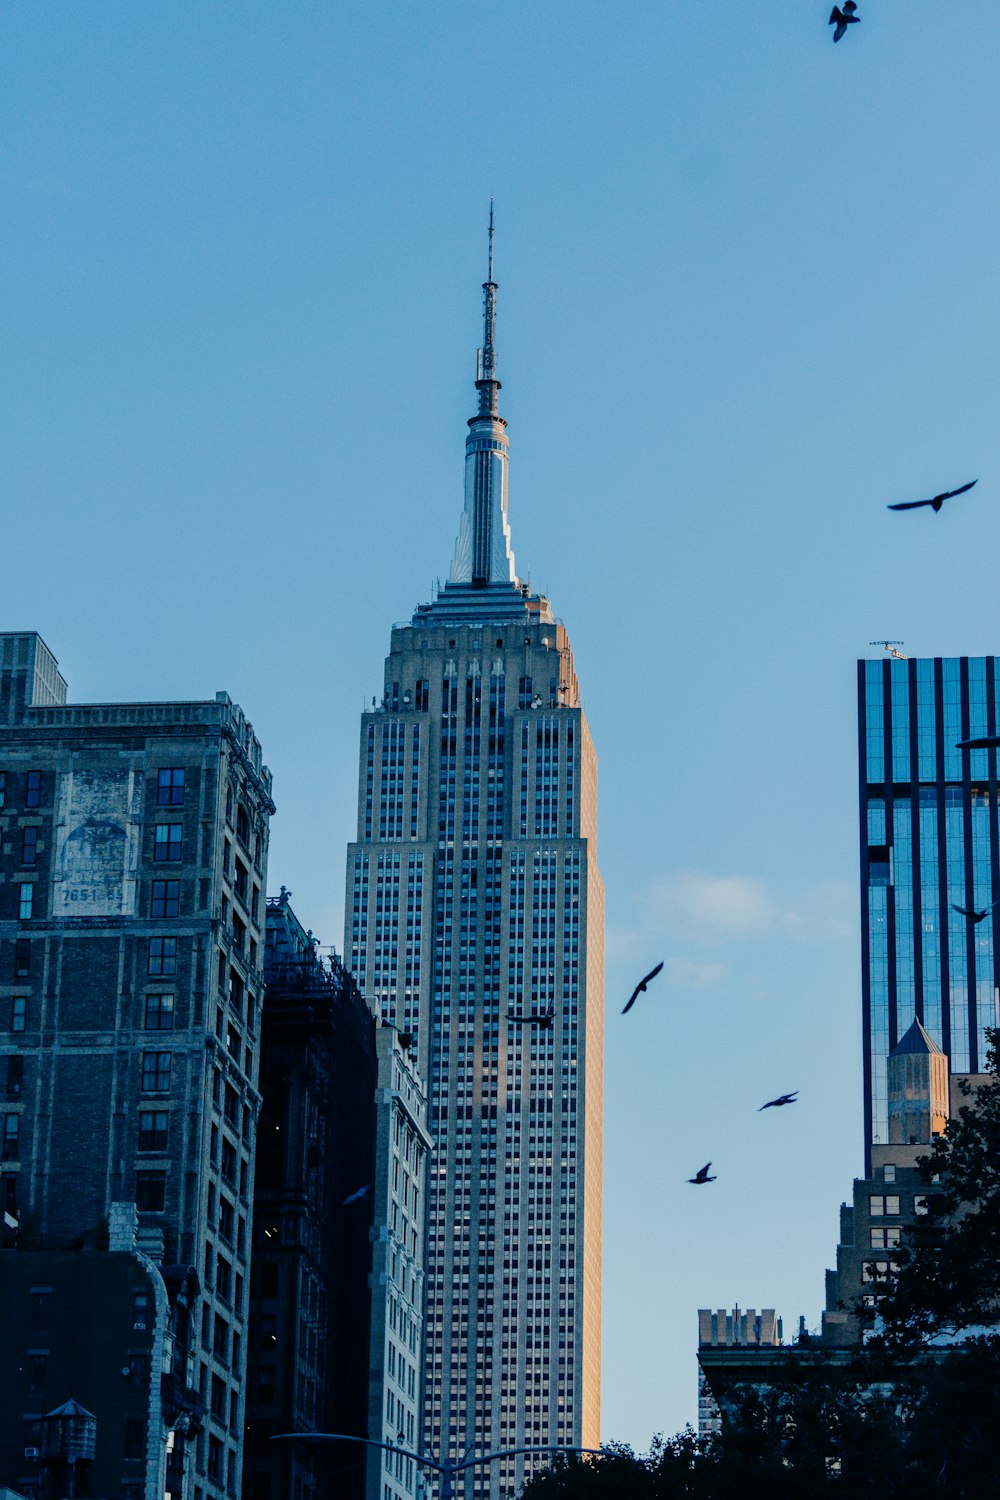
[0,631,274,1500]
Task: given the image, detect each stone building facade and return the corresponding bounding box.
[0,631,273,1500]
[345,241,604,1496]
[366,1025,431,1500]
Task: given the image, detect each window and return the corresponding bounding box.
[914,1195,930,1215]
[126,1354,148,1392]
[221,1138,237,1184]
[144,993,175,1031]
[19,884,33,920]
[0,772,5,806]
[213,1315,229,1362]
[148,937,177,975]
[883,1164,897,1183]
[133,1291,149,1329]
[151,880,180,918]
[3,1115,19,1159]
[234,860,248,904]
[870,1226,902,1249]
[11,997,26,1032]
[124,1416,145,1460]
[14,938,29,977]
[25,771,41,807]
[216,1255,232,1301]
[21,826,38,866]
[136,1171,166,1212]
[29,1291,50,1332]
[219,1196,235,1242]
[232,914,246,954]
[869,1195,900,1217]
[6,1055,24,1098]
[138,1111,169,1151]
[154,824,183,862]
[141,1051,172,1093]
[157,768,186,806]
[236,804,250,846]
[862,1259,901,1283]
[26,1353,46,1393]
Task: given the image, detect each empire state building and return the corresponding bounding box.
[346,225,603,1497]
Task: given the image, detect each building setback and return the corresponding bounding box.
[345,232,604,1497]
[244,890,378,1500]
[0,631,273,1500]
[858,654,1000,1165]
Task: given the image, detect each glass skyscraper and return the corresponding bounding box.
[345,231,603,1497]
[859,654,1000,1164]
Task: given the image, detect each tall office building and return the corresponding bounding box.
[346,231,604,1496]
[0,630,273,1500]
[858,653,1000,1165]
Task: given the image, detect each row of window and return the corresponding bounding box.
[0,769,41,808]
[0,767,184,810]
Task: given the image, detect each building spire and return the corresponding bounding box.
[477,201,499,416]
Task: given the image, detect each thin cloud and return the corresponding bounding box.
[653,873,788,939]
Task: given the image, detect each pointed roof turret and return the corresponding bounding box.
[891,1017,944,1056]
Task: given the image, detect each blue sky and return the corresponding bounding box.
[4,0,1000,1448]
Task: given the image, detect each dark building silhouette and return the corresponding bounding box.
[0,1203,200,1500]
[0,630,274,1500]
[243,891,377,1500]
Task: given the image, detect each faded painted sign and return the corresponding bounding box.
[54,769,141,916]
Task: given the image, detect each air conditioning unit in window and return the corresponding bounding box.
[133,1319,147,1329]
[24,1447,40,1459]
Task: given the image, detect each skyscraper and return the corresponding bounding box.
[858,653,1000,1166]
[346,226,604,1497]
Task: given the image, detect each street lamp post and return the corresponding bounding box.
[273,1431,607,1500]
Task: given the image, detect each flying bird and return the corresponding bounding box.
[687,1163,717,1185]
[956,736,1000,751]
[759,1091,799,1111]
[341,1184,371,1206]
[952,899,1000,925]
[829,2,859,42]
[622,961,665,1015]
[508,1005,555,1030]
[887,479,978,513]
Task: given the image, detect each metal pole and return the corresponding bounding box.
[272,1432,606,1499]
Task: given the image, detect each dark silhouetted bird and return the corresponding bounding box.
[887,479,977,513]
[759,1091,799,1111]
[952,899,1000,925]
[508,1005,555,1031]
[830,2,859,42]
[956,736,1000,751]
[688,1162,716,1185]
[622,961,665,1014]
[341,1184,371,1206]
